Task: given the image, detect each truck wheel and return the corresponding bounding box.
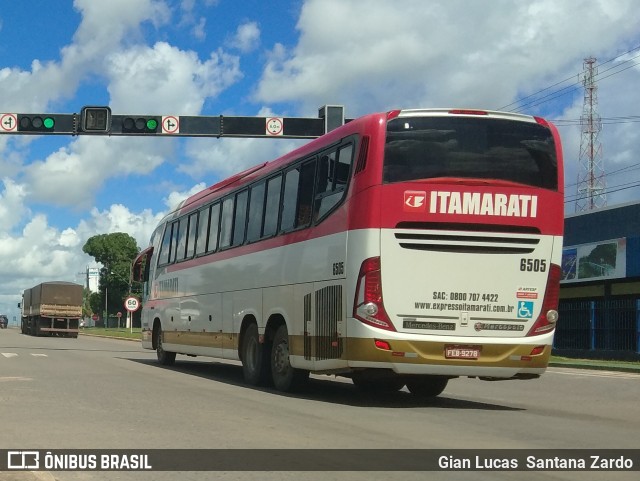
[271,324,308,392]
[32,319,40,337]
[155,326,176,366]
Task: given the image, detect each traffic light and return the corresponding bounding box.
[80,106,111,133]
[122,116,160,134]
[17,115,55,132]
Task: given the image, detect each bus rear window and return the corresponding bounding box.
[384,117,558,190]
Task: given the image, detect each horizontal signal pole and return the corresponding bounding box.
[0,105,346,139]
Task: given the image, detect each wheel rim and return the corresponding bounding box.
[246,337,258,371]
[157,330,164,356]
[273,338,289,375]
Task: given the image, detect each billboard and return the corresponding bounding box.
[561,238,626,283]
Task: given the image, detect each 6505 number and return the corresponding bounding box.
[520,258,547,272]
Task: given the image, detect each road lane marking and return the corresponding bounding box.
[2,352,49,358]
[549,368,640,379]
[0,376,33,382]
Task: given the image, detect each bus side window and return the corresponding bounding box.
[185,212,198,259]
[219,197,234,249]
[207,203,221,253]
[281,158,315,232]
[281,168,299,231]
[170,220,182,263]
[232,189,248,247]
[194,206,210,256]
[246,182,265,243]
[262,175,282,238]
[157,223,173,266]
[314,143,354,220]
[296,160,316,227]
[142,254,151,298]
[175,217,189,262]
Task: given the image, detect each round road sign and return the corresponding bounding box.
[266,117,283,136]
[124,296,140,312]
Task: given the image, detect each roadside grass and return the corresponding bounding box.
[550,355,640,370]
[80,327,142,340]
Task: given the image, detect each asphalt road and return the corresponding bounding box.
[1,328,639,481]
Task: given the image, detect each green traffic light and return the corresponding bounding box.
[43,117,55,129]
[146,119,158,130]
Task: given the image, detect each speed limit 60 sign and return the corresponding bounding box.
[124,296,140,312]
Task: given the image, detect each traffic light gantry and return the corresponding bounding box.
[0,105,346,139]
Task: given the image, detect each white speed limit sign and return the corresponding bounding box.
[124,296,140,312]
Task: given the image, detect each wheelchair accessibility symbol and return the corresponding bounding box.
[517,301,534,319]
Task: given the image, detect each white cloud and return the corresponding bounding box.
[164,182,207,211]
[255,0,640,115]
[229,21,261,53]
[180,136,305,180]
[24,136,168,208]
[77,204,167,249]
[0,178,29,230]
[0,0,172,112]
[106,42,242,114]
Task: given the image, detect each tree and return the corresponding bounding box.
[83,233,140,326]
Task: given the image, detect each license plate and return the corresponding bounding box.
[445,345,481,359]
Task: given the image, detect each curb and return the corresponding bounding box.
[549,361,640,374]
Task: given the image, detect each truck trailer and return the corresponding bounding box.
[20,282,83,337]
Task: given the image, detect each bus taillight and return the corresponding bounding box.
[353,257,396,332]
[526,264,561,336]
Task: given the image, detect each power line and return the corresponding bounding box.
[499,45,640,113]
[552,115,640,126]
[565,178,640,204]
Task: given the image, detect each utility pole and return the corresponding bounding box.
[575,57,606,212]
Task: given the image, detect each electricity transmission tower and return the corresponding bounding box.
[575,57,606,212]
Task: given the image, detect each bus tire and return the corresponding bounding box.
[271,324,308,392]
[155,326,176,366]
[241,323,270,386]
[406,376,449,398]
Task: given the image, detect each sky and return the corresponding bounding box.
[1,0,640,320]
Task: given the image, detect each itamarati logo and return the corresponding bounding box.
[403,191,427,211]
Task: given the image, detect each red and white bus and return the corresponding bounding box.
[133,108,564,397]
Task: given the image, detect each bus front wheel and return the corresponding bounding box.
[155,325,176,366]
[271,325,308,392]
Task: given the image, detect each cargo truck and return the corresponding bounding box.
[20,282,83,337]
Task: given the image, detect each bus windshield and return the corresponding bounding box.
[383,116,558,190]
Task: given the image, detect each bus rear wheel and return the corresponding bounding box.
[241,323,270,386]
[406,376,449,398]
[271,325,308,392]
[155,325,176,366]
